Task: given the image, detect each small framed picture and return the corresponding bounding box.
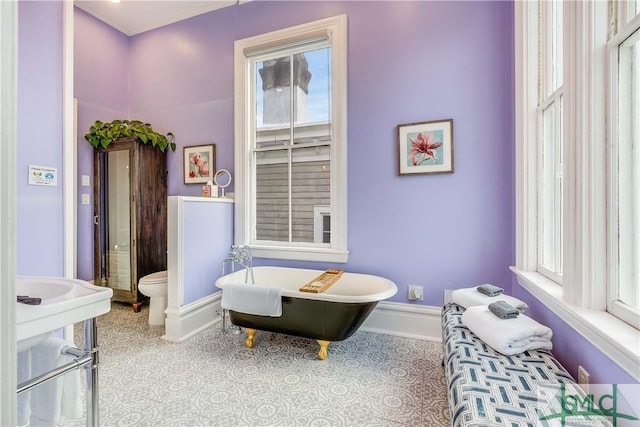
[184,144,216,184]
[397,119,454,175]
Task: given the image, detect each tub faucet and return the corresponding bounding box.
[222,245,255,284]
[221,245,255,334]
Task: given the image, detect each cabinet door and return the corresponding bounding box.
[94,146,135,302]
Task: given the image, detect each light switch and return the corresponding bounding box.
[81,175,90,186]
[81,194,90,205]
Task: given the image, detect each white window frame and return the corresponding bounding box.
[513,0,640,381]
[234,15,348,263]
[607,13,640,330]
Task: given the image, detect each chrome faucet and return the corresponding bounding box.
[222,244,255,284]
[221,245,255,334]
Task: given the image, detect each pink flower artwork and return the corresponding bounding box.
[190,152,210,177]
[409,132,443,166]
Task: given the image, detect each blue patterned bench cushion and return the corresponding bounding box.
[442,303,612,427]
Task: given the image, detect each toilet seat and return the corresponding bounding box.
[139,271,167,285]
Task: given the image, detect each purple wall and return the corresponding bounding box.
[121,1,515,307]
[127,7,237,196]
[74,7,130,280]
[17,1,64,276]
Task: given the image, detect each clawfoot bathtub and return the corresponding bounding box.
[215,266,397,359]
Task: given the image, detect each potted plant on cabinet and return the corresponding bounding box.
[84,119,176,152]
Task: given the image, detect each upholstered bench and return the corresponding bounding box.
[441,303,611,427]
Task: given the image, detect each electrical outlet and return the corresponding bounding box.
[408,285,423,301]
[578,365,590,393]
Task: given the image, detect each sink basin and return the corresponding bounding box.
[16,276,113,353]
[17,278,74,305]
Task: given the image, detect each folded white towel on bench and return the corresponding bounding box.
[451,287,528,313]
[462,305,552,355]
[221,283,283,317]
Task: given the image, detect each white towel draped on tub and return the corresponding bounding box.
[462,305,553,356]
[221,283,283,317]
[451,287,529,312]
[27,337,83,427]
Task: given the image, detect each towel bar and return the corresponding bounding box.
[16,317,102,426]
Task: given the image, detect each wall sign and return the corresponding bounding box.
[28,165,58,186]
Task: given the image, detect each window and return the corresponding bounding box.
[608,16,640,328]
[234,15,348,262]
[514,1,639,380]
[313,205,330,244]
[537,0,563,283]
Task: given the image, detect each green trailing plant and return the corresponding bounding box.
[84,119,176,152]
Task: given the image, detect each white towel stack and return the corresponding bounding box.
[17,337,83,427]
[221,283,283,317]
[451,286,529,313]
[462,305,553,355]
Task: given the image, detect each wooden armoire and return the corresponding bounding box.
[93,137,167,311]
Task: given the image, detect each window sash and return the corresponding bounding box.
[537,0,564,283]
[249,42,332,247]
[607,15,640,328]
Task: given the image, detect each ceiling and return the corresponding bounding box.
[74,0,241,36]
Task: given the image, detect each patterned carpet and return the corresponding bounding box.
[60,302,450,426]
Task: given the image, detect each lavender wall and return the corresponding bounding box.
[123,1,515,307]
[17,1,64,276]
[178,200,233,305]
[127,7,237,195]
[74,7,130,280]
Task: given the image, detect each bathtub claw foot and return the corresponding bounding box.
[245,328,257,348]
[317,340,330,360]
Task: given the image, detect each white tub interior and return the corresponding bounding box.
[215,266,397,303]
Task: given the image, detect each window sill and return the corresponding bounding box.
[249,244,349,263]
[511,267,640,382]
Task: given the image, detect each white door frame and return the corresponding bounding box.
[0,1,18,425]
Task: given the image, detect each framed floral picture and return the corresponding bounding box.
[184,144,215,184]
[397,119,454,175]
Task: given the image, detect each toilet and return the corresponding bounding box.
[137,270,168,326]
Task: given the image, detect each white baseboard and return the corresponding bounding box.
[361,301,442,342]
[162,293,222,343]
[160,293,442,344]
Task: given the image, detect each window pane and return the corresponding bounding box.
[552,0,563,91]
[539,97,563,279]
[254,147,331,244]
[255,149,290,242]
[538,0,563,99]
[293,48,331,145]
[616,27,640,312]
[256,54,292,148]
[322,214,331,243]
[299,48,331,123]
[540,103,556,270]
[253,46,333,245]
[626,0,640,24]
[291,148,330,243]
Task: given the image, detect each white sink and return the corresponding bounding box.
[16,276,113,352]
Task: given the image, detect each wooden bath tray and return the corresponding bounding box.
[299,269,344,293]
